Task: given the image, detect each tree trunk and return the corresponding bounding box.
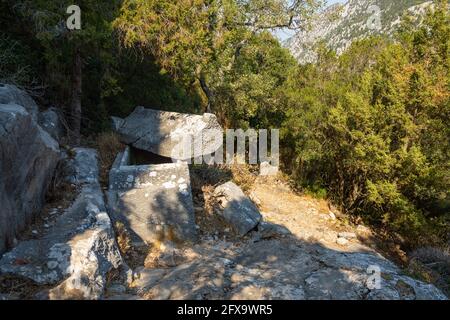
[70,47,82,145]
[199,75,213,113]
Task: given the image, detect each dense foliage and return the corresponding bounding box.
[114,0,321,121]
[0,0,201,134]
[282,2,449,245]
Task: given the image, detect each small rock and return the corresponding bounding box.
[31,230,39,235]
[336,237,349,246]
[259,161,278,176]
[47,261,58,269]
[213,182,262,236]
[329,212,336,220]
[338,232,357,239]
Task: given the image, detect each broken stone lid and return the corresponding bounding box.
[112,107,223,161]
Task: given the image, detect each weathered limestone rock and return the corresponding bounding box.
[0,104,59,255]
[0,84,39,121]
[336,237,349,246]
[112,107,223,160]
[259,161,279,176]
[213,182,262,236]
[38,107,64,142]
[63,148,100,185]
[107,147,198,245]
[133,239,447,300]
[0,148,125,300]
[307,247,448,300]
[338,232,357,239]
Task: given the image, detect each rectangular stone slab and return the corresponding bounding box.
[112,106,223,161]
[107,149,197,245]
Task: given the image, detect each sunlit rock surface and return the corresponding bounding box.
[112,107,223,161]
[107,147,198,245]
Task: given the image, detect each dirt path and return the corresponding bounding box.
[248,177,374,253]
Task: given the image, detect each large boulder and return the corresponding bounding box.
[0,84,39,121]
[112,107,223,161]
[38,107,64,142]
[0,104,60,255]
[107,147,198,245]
[213,182,262,236]
[0,148,125,300]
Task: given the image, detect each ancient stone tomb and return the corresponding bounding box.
[108,107,224,246]
[107,145,198,246]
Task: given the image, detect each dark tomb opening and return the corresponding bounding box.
[129,146,174,165]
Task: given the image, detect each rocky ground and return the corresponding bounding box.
[0,155,447,301]
[102,171,447,300]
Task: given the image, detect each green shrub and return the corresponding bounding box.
[281,3,450,246]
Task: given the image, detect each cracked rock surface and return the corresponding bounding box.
[129,237,446,300]
[0,103,59,255]
[124,177,447,301]
[107,148,198,246]
[113,106,223,160]
[0,84,39,121]
[0,148,124,299]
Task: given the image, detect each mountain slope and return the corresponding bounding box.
[285,0,433,63]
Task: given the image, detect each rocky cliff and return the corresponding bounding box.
[284,0,433,63]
